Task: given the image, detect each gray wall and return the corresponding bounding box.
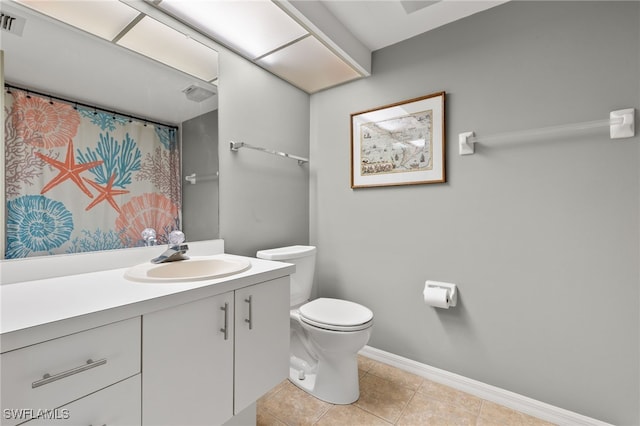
[309,2,639,424]
[182,110,219,240]
[218,50,310,257]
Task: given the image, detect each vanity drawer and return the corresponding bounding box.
[1,317,140,426]
[26,375,141,426]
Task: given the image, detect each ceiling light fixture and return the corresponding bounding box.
[157,0,309,60]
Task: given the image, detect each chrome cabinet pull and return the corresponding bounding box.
[220,303,229,340]
[32,358,107,388]
[244,296,253,330]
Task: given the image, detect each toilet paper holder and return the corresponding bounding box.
[425,281,458,307]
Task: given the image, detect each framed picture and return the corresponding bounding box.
[350,92,445,188]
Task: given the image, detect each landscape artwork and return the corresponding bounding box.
[359,110,433,176]
[351,92,445,188]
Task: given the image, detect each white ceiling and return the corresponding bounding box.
[320,0,510,51]
[0,0,512,123]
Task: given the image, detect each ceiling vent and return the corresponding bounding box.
[182,84,216,103]
[0,11,26,36]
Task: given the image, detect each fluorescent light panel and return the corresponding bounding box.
[257,36,361,93]
[157,0,308,59]
[117,16,218,82]
[16,0,140,40]
[15,0,362,93]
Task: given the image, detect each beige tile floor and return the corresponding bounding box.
[257,355,555,426]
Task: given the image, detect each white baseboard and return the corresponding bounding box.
[359,346,611,426]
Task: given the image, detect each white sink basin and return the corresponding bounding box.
[124,255,251,283]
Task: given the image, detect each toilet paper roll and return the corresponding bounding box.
[423,286,451,309]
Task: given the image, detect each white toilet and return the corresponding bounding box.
[256,245,373,404]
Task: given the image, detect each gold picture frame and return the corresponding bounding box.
[350,92,446,188]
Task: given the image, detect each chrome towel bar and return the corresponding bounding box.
[230,141,308,165]
[185,172,219,184]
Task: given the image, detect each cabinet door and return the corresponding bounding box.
[142,293,234,426]
[234,277,290,414]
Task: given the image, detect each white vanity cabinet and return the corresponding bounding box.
[142,276,289,426]
[0,318,141,426]
[234,277,290,414]
[1,251,293,426]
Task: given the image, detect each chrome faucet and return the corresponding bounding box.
[151,230,189,264]
[151,243,189,264]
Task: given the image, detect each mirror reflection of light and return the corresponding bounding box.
[376,121,404,132]
[14,0,219,83]
[117,16,219,82]
[16,0,139,41]
[391,139,424,150]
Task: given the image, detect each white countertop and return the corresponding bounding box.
[1,253,294,352]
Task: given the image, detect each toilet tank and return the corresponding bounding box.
[256,245,316,306]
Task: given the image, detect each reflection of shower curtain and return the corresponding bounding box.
[3,88,181,259]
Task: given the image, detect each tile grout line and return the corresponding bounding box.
[352,370,398,425]
[393,387,420,425]
[478,399,488,423]
[357,370,417,425]
[311,400,333,425]
[363,368,427,425]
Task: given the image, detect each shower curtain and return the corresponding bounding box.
[3,88,181,259]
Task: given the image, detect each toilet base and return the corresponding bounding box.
[288,353,360,405]
[289,366,318,395]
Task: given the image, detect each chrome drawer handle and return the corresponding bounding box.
[32,358,107,388]
[244,296,253,330]
[220,303,229,340]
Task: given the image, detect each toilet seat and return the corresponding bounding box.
[299,298,373,332]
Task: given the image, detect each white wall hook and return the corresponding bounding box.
[459,131,475,155]
[610,108,635,139]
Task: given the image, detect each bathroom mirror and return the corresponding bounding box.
[1,1,220,259]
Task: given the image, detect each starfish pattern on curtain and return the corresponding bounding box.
[4,88,181,258]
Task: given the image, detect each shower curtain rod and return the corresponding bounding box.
[4,83,178,130]
[459,108,635,155]
[230,141,309,165]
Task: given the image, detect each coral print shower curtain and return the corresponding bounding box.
[4,87,181,259]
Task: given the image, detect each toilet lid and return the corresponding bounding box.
[299,298,373,330]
